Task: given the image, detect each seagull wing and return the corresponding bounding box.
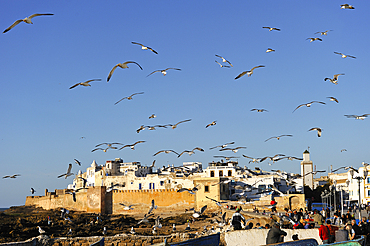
[292,104,304,113]
[28,13,54,19]
[235,71,248,80]
[264,136,276,142]
[107,64,119,82]
[3,19,23,33]
[69,83,80,89]
[124,61,143,70]
[147,70,161,77]
[114,96,128,105]
[250,65,265,72]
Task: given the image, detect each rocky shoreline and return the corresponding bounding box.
[0,205,270,245]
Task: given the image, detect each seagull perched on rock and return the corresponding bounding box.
[324,74,344,85]
[107,61,143,82]
[153,149,179,156]
[235,65,265,79]
[264,134,293,142]
[147,68,181,77]
[215,55,233,67]
[334,52,356,59]
[341,4,355,9]
[57,164,73,179]
[131,41,158,54]
[115,92,144,105]
[3,174,20,179]
[130,227,136,235]
[306,37,322,42]
[206,121,217,128]
[263,26,280,31]
[37,226,46,235]
[293,101,326,112]
[327,97,339,103]
[69,79,101,89]
[119,141,145,150]
[308,127,322,137]
[219,147,246,153]
[67,228,72,236]
[3,13,54,33]
[344,114,370,120]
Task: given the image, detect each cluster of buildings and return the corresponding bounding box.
[26,149,368,214]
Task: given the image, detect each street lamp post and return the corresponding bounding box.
[333,180,337,213]
[349,168,368,220]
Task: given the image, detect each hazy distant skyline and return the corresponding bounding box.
[1,1,369,207]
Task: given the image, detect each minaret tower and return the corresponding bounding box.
[301,150,314,189]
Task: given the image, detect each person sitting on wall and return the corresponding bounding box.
[230,208,246,230]
[266,223,287,244]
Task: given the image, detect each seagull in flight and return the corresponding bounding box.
[31,188,36,194]
[210,142,235,150]
[215,60,230,68]
[131,42,158,54]
[308,127,322,137]
[341,149,347,152]
[341,4,355,9]
[147,199,157,214]
[334,52,356,59]
[344,114,370,120]
[306,37,322,42]
[95,142,123,148]
[69,79,101,89]
[153,149,179,156]
[74,159,81,166]
[3,13,54,33]
[149,114,156,119]
[314,30,333,36]
[262,26,280,31]
[242,155,262,163]
[205,196,227,207]
[2,174,20,179]
[219,147,246,153]
[264,134,293,142]
[206,121,217,128]
[119,203,134,210]
[119,141,146,150]
[235,65,265,79]
[324,74,344,85]
[215,55,233,67]
[147,68,181,77]
[137,213,154,224]
[91,146,118,152]
[193,205,207,218]
[213,156,239,160]
[251,108,268,112]
[114,92,144,105]
[178,147,204,158]
[167,119,192,129]
[266,48,275,53]
[177,185,200,195]
[293,101,326,112]
[57,164,73,179]
[107,61,143,82]
[327,97,339,103]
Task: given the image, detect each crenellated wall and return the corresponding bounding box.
[25,187,194,214]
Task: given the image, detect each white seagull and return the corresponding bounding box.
[293,101,326,113]
[327,97,339,103]
[235,65,265,79]
[262,27,280,31]
[251,108,268,112]
[341,4,355,9]
[3,13,54,33]
[264,134,293,142]
[167,119,192,129]
[131,42,158,54]
[324,74,344,85]
[148,199,158,214]
[334,52,356,59]
[219,147,246,153]
[209,142,235,150]
[119,203,134,210]
[57,164,73,179]
[114,92,144,105]
[215,55,233,67]
[147,68,181,77]
[314,30,333,36]
[153,149,179,156]
[107,61,143,82]
[119,141,146,150]
[266,48,275,53]
[306,37,322,42]
[344,114,370,120]
[69,79,101,89]
[206,121,217,128]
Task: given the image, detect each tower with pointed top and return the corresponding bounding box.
[301,150,314,189]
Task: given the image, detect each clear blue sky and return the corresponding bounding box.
[1,1,369,207]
